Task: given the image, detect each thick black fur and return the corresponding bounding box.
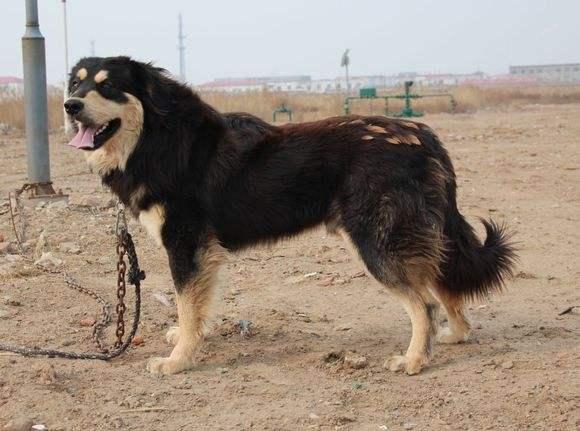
[69,56,516,298]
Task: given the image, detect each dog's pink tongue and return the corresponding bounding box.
[68,124,97,149]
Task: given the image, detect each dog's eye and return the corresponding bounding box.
[71,79,80,89]
[101,81,114,90]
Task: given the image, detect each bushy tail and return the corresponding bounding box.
[439,206,517,300]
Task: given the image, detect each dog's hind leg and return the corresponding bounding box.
[431,287,471,344]
[338,229,440,374]
[147,234,226,376]
[338,199,443,374]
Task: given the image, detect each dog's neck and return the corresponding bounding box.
[100,105,234,217]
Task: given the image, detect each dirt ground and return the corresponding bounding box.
[0,104,578,431]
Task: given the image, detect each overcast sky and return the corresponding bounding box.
[1,1,577,85]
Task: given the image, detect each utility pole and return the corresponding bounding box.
[90,40,95,56]
[341,49,350,96]
[178,13,186,82]
[22,0,58,197]
[62,0,71,134]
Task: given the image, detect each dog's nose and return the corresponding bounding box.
[64,99,84,116]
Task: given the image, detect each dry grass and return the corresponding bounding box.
[0,87,64,132]
[204,85,580,122]
[1,84,580,131]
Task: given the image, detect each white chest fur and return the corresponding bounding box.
[138,204,165,247]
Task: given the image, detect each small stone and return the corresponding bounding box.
[0,264,16,277]
[284,275,305,285]
[47,200,68,210]
[34,252,63,271]
[131,335,144,346]
[501,360,514,369]
[75,195,102,208]
[322,350,344,363]
[102,198,116,209]
[33,231,48,260]
[235,320,253,338]
[334,415,356,424]
[79,317,96,327]
[309,413,320,421]
[111,417,125,429]
[151,292,172,307]
[403,422,416,430]
[3,297,21,307]
[35,364,58,385]
[31,425,48,431]
[318,275,335,286]
[217,367,229,374]
[0,242,15,255]
[0,309,11,319]
[334,324,352,331]
[59,242,81,254]
[121,395,140,409]
[3,418,33,431]
[4,254,22,263]
[343,352,368,369]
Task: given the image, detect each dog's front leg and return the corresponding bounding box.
[147,229,226,376]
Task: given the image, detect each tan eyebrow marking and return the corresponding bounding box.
[366,125,388,134]
[94,70,109,84]
[76,68,88,80]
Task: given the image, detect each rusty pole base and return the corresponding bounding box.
[23,182,69,207]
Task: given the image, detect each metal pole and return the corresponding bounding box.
[62,0,71,134]
[178,13,186,82]
[345,63,350,97]
[22,0,56,196]
[90,40,95,56]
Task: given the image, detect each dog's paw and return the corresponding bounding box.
[437,327,468,344]
[165,326,180,345]
[383,354,425,375]
[146,356,192,376]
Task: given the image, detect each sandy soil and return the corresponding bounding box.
[0,104,578,431]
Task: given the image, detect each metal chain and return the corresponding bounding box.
[115,240,127,348]
[0,189,144,360]
[8,184,31,254]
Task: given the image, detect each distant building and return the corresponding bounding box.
[462,74,538,86]
[198,66,574,94]
[0,76,24,92]
[509,63,580,83]
[418,72,485,86]
[198,76,311,93]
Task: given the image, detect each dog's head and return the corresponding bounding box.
[65,56,148,175]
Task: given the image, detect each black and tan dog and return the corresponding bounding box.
[65,56,516,376]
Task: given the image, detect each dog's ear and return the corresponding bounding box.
[129,60,175,117]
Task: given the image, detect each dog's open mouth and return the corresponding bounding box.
[68,118,121,151]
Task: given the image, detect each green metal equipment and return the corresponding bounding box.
[272,103,293,122]
[344,81,457,118]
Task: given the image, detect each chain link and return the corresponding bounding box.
[0,188,144,360]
